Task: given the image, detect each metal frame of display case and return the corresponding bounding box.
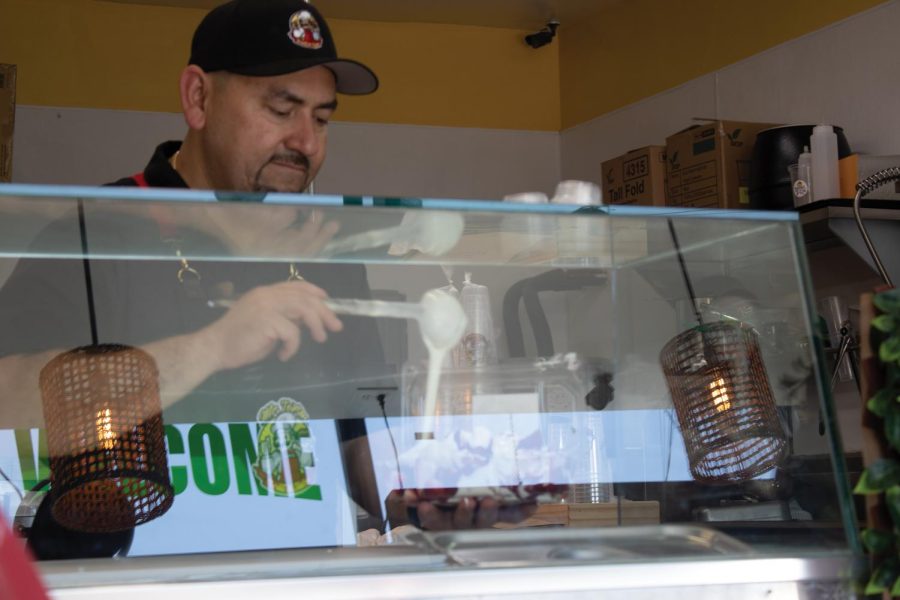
[42,550,854,599]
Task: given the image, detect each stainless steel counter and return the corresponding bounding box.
[43,551,857,600]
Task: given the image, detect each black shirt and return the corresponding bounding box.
[108,140,188,188]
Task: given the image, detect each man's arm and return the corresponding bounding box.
[0,280,343,430]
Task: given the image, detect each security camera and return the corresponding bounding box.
[524,20,559,49]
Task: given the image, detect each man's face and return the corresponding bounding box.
[201,66,337,193]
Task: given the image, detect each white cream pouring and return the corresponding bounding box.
[211,288,468,437]
[325,289,467,438]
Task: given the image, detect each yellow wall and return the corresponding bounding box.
[0,0,561,131]
[559,0,885,130]
[333,19,560,131]
[0,0,887,132]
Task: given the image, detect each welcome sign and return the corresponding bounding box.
[0,412,357,555]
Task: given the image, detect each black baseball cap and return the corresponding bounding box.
[189,0,378,95]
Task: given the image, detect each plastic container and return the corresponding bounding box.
[551,181,601,206]
[459,273,497,367]
[811,125,840,201]
[551,181,605,266]
[501,192,552,262]
[503,192,549,205]
[796,145,813,205]
[788,162,811,207]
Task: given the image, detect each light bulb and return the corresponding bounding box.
[708,377,731,413]
[96,408,118,450]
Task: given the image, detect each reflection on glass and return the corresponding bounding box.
[0,189,854,579]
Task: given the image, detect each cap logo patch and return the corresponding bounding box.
[288,10,323,50]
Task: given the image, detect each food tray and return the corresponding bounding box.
[408,524,755,567]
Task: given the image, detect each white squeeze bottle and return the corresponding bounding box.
[811,125,840,201]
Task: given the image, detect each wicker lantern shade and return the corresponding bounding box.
[39,344,174,533]
[660,322,788,484]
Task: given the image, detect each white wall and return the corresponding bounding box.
[319,122,560,200]
[560,0,900,183]
[11,106,561,200]
[557,1,900,455]
[12,106,187,187]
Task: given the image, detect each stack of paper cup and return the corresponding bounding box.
[551,180,605,266]
[552,181,601,206]
[502,192,550,261]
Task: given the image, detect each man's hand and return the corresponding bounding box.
[200,280,343,371]
[386,489,537,531]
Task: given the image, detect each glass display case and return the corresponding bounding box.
[0,184,860,598]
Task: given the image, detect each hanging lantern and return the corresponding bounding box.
[39,344,173,533]
[660,322,788,484]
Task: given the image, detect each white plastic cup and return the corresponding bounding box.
[459,273,496,367]
[788,163,812,207]
[551,181,605,266]
[551,181,602,206]
[503,192,549,205]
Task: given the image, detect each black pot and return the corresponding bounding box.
[749,125,852,210]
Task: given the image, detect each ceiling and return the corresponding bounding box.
[100,0,618,30]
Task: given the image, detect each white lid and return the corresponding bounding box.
[813,124,834,135]
[551,180,602,206]
[503,192,549,204]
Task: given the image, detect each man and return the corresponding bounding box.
[113,0,377,193]
[100,0,382,418]
[1,0,530,536]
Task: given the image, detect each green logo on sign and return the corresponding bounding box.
[253,398,318,499]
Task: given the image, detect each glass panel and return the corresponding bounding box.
[611,216,852,552]
[0,186,852,583]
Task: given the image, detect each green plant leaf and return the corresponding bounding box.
[868,556,900,595]
[881,336,900,363]
[868,388,895,418]
[888,486,900,526]
[887,408,900,452]
[862,528,896,554]
[874,290,900,314]
[866,578,886,595]
[855,460,900,494]
[887,365,900,389]
[872,314,898,333]
[893,573,900,597]
[855,470,874,494]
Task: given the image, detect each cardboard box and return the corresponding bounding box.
[601,145,666,206]
[665,120,777,209]
[0,64,16,183]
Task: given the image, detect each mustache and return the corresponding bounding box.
[268,152,310,170]
[252,152,312,193]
